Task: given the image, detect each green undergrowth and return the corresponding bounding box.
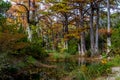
[115,76,120,80]
[107,55,120,67]
[46,50,71,60]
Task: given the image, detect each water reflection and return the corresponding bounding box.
[78,57,86,66]
[1,57,100,80]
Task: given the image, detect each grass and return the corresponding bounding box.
[107,55,120,67]
[46,50,71,60]
[66,55,120,80]
[45,50,120,80]
[115,76,120,80]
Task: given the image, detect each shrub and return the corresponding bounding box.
[110,28,120,55]
[87,63,111,78]
[22,39,48,59]
[68,38,78,55]
[107,55,120,66]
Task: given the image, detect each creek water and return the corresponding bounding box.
[1,57,100,80]
[27,57,100,80]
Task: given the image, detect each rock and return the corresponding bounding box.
[96,67,120,80]
[106,77,115,80]
[111,67,120,73]
[95,77,106,80]
[116,72,120,76]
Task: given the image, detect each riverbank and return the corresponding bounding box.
[96,66,120,80]
[61,55,120,80]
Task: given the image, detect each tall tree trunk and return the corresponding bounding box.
[80,11,86,56]
[75,15,81,55]
[90,3,95,56]
[63,13,69,49]
[28,0,30,21]
[26,25,32,41]
[52,30,55,51]
[78,40,81,55]
[107,0,111,54]
[26,0,32,41]
[31,0,36,21]
[95,5,99,54]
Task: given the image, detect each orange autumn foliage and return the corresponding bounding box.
[0,32,29,51]
[99,28,112,36]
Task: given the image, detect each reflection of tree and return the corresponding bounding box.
[78,57,86,66]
